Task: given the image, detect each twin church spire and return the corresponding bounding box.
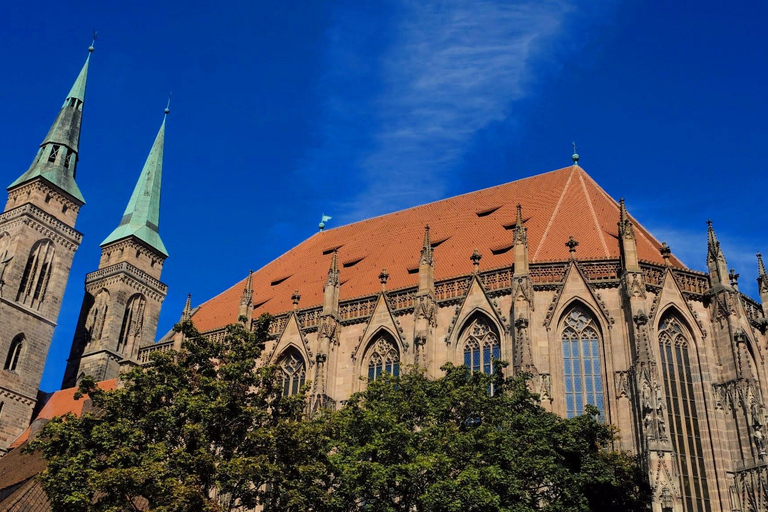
[8,46,93,203]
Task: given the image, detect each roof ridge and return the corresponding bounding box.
[533,166,577,260]
[318,166,576,234]
[576,169,610,257]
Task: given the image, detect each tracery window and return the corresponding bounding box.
[117,294,146,354]
[17,240,55,309]
[561,307,604,418]
[279,349,306,396]
[658,315,711,512]
[85,289,110,342]
[4,334,24,372]
[462,316,500,376]
[366,334,400,381]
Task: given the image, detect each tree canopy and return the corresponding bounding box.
[28,319,650,512]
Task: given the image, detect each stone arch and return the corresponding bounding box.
[655,307,713,510]
[455,310,502,374]
[117,293,146,356]
[276,346,307,397]
[556,301,606,418]
[554,295,608,339]
[359,328,401,387]
[16,238,55,309]
[4,333,25,372]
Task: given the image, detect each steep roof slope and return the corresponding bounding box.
[193,165,682,332]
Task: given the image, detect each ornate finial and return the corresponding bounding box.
[291,289,301,309]
[515,204,523,227]
[618,198,634,238]
[180,293,192,322]
[660,242,672,264]
[759,252,767,277]
[566,236,579,255]
[470,249,482,271]
[165,92,172,115]
[420,225,433,265]
[729,268,740,289]
[571,141,579,165]
[379,268,389,291]
[89,30,97,53]
[319,214,332,231]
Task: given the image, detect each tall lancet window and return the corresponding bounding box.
[561,307,604,418]
[17,240,55,309]
[366,334,400,381]
[279,349,306,397]
[462,316,501,376]
[4,334,24,372]
[658,314,711,512]
[85,290,110,343]
[117,294,146,355]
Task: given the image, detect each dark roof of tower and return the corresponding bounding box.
[192,165,684,332]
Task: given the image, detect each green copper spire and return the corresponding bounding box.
[101,109,169,256]
[8,46,93,203]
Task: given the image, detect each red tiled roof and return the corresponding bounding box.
[9,379,118,449]
[192,166,683,332]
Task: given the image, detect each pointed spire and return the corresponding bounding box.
[238,270,253,323]
[180,293,192,322]
[420,225,433,266]
[101,108,169,256]
[618,198,639,271]
[327,250,339,285]
[706,220,729,287]
[758,253,768,293]
[8,44,94,203]
[513,204,527,245]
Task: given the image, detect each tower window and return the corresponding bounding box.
[561,307,604,418]
[117,294,146,354]
[4,334,24,372]
[17,240,55,310]
[48,145,60,163]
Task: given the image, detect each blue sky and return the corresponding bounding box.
[2,1,766,391]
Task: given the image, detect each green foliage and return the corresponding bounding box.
[323,363,650,512]
[29,325,649,512]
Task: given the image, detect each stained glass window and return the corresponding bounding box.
[279,350,306,396]
[659,316,711,512]
[366,335,400,381]
[561,307,604,418]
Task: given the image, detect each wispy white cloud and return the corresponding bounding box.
[302,0,617,224]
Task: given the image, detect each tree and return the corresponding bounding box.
[324,363,651,512]
[28,317,330,512]
[29,324,650,512]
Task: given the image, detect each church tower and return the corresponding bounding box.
[0,46,93,453]
[62,108,169,387]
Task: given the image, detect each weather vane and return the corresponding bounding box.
[319,214,332,231]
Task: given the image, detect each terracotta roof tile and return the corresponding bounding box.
[9,379,118,449]
[192,166,685,332]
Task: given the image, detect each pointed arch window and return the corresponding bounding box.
[561,307,604,418]
[278,349,306,396]
[4,334,24,372]
[462,316,501,376]
[85,290,110,343]
[366,334,400,381]
[17,240,55,309]
[658,315,711,512]
[117,294,146,355]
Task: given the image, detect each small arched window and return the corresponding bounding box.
[17,240,55,309]
[4,334,24,371]
[278,349,306,396]
[117,294,146,354]
[658,314,711,512]
[462,316,500,376]
[366,334,400,381]
[561,306,604,418]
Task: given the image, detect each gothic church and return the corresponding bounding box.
[2,44,768,512]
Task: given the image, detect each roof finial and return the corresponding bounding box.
[571,141,579,166]
[319,214,332,231]
[291,289,301,310]
[164,92,172,115]
[660,242,672,265]
[379,268,389,292]
[566,236,579,257]
[420,225,433,265]
[89,30,97,53]
[729,268,740,290]
[759,252,767,278]
[470,248,482,272]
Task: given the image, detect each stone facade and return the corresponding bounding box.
[148,188,768,512]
